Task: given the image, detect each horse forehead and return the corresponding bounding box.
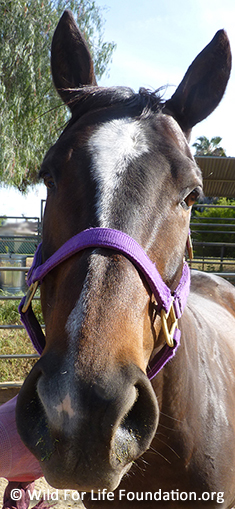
[87,114,189,163]
[160,114,190,153]
[87,117,149,169]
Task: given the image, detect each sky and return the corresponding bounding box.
[1,0,235,218]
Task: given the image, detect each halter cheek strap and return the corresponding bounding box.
[19,228,191,380]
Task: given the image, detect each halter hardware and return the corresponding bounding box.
[160,298,178,348]
[186,232,193,260]
[22,281,39,313]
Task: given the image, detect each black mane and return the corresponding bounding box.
[65,86,165,125]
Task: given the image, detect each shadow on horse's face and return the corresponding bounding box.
[16,11,231,491]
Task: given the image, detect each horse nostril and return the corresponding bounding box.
[16,361,56,462]
[111,377,159,467]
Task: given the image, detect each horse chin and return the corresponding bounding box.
[41,458,131,492]
[35,422,138,491]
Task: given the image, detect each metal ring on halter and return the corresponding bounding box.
[160,298,178,348]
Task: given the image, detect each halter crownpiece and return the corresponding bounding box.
[19,227,191,380]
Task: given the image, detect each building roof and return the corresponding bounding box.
[195,156,235,198]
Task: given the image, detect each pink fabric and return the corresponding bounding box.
[0,396,42,482]
[3,481,34,509]
[2,481,51,509]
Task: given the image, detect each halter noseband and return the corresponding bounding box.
[19,227,191,380]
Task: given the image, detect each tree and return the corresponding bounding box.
[0,0,116,192]
[192,135,226,157]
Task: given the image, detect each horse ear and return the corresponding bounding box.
[51,10,97,108]
[164,30,231,136]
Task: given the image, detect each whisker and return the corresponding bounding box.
[160,411,183,423]
[130,456,152,479]
[148,445,171,464]
[139,458,149,466]
[155,436,181,459]
[132,461,146,475]
[158,422,177,432]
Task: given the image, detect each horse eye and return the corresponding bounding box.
[43,173,55,189]
[181,187,201,210]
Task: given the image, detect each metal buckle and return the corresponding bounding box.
[186,233,193,260]
[160,298,178,348]
[22,281,39,313]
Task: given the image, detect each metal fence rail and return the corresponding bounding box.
[0,215,41,256]
[191,203,235,272]
[0,286,42,391]
[0,258,43,386]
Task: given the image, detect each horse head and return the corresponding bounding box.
[16,10,231,492]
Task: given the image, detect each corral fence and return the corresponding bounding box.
[0,215,41,294]
[0,215,42,401]
[1,204,235,401]
[190,203,235,282]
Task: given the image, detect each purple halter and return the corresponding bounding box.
[19,227,190,380]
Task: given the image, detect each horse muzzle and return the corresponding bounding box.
[16,353,159,491]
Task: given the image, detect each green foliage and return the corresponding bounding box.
[191,198,235,258]
[193,135,226,156]
[0,328,37,382]
[0,292,43,325]
[0,0,116,192]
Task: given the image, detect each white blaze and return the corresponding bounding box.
[88,118,148,225]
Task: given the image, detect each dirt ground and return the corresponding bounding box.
[0,477,84,508]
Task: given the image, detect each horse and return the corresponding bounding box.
[15,10,235,508]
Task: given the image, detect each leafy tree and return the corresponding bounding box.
[0,0,116,192]
[192,135,226,157]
